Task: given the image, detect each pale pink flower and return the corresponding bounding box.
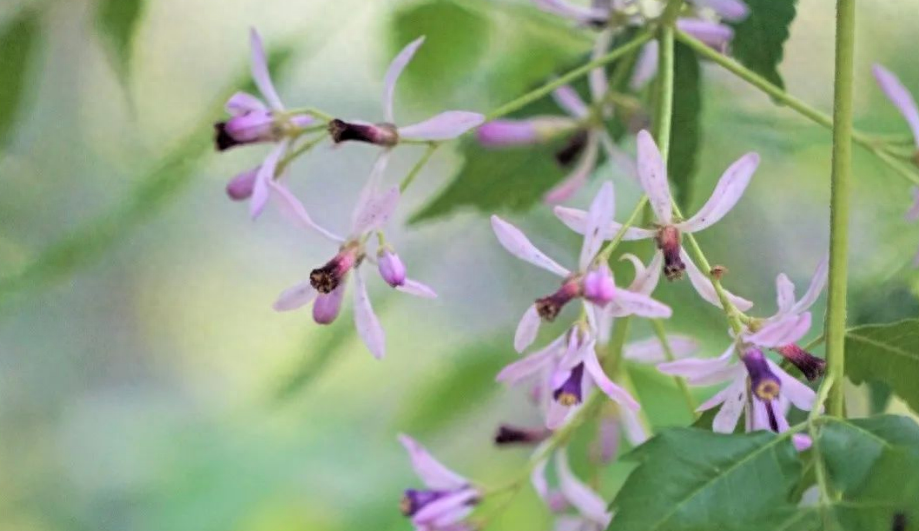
[555,130,756,312]
[271,154,435,359]
[531,448,613,531]
[398,435,480,531]
[329,37,484,147]
[491,181,671,353]
[873,64,919,151]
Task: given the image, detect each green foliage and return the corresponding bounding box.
[844,319,919,414]
[94,0,146,85]
[729,0,797,89]
[669,42,701,210]
[608,428,802,531]
[0,8,41,148]
[390,0,491,97]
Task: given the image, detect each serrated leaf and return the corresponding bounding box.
[729,0,797,89]
[0,8,41,148]
[390,0,491,97]
[95,0,146,85]
[608,428,802,531]
[669,41,701,210]
[844,319,919,414]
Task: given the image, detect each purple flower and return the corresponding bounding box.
[491,181,671,353]
[873,64,919,152]
[271,154,435,359]
[329,37,484,146]
[555,130,756,312]
[398,435,480,531]
[532,448,612,531]
[476,117,577,147]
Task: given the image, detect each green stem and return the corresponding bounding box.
[400,143,439,192]
[826,0,856,418]
[808,374,839,521]
[485,31,653,121]
[651,319,697,416]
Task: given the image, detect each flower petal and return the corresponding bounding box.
[397,278,437,299]
[556,449,612,525]
[583,349,640,410]
[496,344,561,385]
[553,206,655,241]
[907,187,919,222]
[532,0,609,23]
[709,377,747,433]
[398,434,468,490]
[269,181,344,243]
[353,270,385,359]
[630,40,659,91]
[249,28,284,110]
[793,434,813,452]
[682,249,754,311]
[624,334,699,363]
[491,216,570,277]
[413,489,478,527]
[515,305,543,353]
[692,0,749,21]
[612,288,672,319]
[677,19,734,50]
[226,91,267,115]
[398,111,486,141]
[351,152,399,235]
[249,140,288,220]
[747,313,811,348]
[675,152,759,233]
[552,85,590,119]
[530,451,551,502]
[775,273,796,315]
[313,281,347,324]
[384,37,425,122]
[636,130,672,224]
[770,360,817,411]
[545,400,576,430]
[620,251,663,295]
[658,344,737,384]
[273,281,317,312]
[873,64,919,147]
[544,132,600,205]
[589,29,613,103]
[621,407,649,446]
[789,255,829,315]
[579,181,615,270]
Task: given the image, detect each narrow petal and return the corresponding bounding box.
[682,249,754,311]
[620,251,663,295]
[553,206,656,240]
[351,151,391,233]
[383,37,425,122]
[636,130,672,223]
[775,273,796,315]
[398,111,485,141]
[269,182,344,243]
[352,186,400,236]
[630,40,659,91]
[789,255,829,315]
[747,313,811,348]
[552,85,590,119]
[544,133,600,205]
[353,271,385,359]
[249,28,284,110]
[658,344,736,383]
[589,30,613,103]
[583,349,640,410]
[413,489,478,527]
[249,140,288,220]
[907,187,919,222]
[532,0,609,23]
[594,304,615,346]
[545,400,576,430]
[677,19,734,49]
[515,305,543,353]
[612,289,672,319]
[556,449,612,525]
[496,345,560,385]
[873,64,919,147]
[692,0,749,21]
[225,91,267,115]
[624,334,699,363]
[491,216,570,277]
[621,407,649,446]
[555,516,589,531]
[273,281,317,312]
[530,452,551,503]
[579,181,615,270]
[770,361,817,411]
[709,377,747,433]
[397,279,437,299]
[675,153,759,233]
[398,434,468,490]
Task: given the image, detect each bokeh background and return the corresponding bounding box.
[1,0,918,529]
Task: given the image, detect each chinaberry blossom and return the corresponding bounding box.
[328,37,484,147]
[216,29,315,218]
[531,448,612,531]
[491,181,671,353]
[555,130,756,312]
[399,435,480,531]
[271,154,435,359]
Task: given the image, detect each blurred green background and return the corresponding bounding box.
[1,0,918,530]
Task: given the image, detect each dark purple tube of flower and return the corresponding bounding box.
[741,349,781,401]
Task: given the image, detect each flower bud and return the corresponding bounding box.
[310,248,360,294]
[655,225,686,280]
[312,285,345,324]
[226,168,258,200]
[583,265,616,306]
[494,424,550,446]
[774,344,826,381]
[377,249,406,287]
[535,279,582,321]
[328,119,399,146]
[214,111,277,151]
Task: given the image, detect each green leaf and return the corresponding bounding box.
[668,41,701,210]
[0,8,42,148]
[729,0,797,89]
[389,0,491,98]
[396,338,508,434]
[608,428,802,531]
[94,0,146,85]
[844,319,919,414]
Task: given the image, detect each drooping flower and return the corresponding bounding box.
[492,181,671,353]
[216,29,315,218]
[555,130,756,312]
[328,37,485,147]
[531,448,613,531]
[271,153,435,359]
[398,434,480,531]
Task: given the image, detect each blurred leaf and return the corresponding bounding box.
[273,310,356,402]
[0,8,42,148]
[844,319,919,414]
[0,45,296,308]
[729,0,797,89]
[94,0,146,86]
[396,338,507,434]
[668,42,700,210]
[608,428,802,531]
[390,0,491,97]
